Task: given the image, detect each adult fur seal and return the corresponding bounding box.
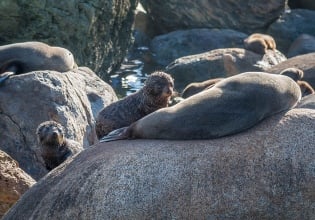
[100,72,301,141]
[0,41,77,84]
[244,33,276,54]
[96,71,174,139]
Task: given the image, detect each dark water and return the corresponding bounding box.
[110,46,162,98]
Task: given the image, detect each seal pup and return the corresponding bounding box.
[95,71,174,139]
[244,33,276,54]
[181,78,223,98]
[36,120,83,171]
[0,41,77,84]
[280,67,315,96]
[100,72,301,142]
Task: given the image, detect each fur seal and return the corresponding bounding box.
[95,71,174,139]
[100,72,301,141]
[181,78,223,98]
[0,41,77,84]
[244,33,276,55]
[36,120,83,171]
[280,67,315,96]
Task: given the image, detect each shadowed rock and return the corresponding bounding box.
[0,150,35,218]
[3,108,315,219]
[0,67,117,180]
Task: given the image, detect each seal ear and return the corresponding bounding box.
[99,127,130,142]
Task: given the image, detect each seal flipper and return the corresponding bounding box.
[0,64,20,85]
[99,127,130,142]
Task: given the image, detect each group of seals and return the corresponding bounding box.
[0,41,77,84]
[244,33,276,54]
[36,120,83,171]
[95,71,174,139]
[100,71,301,142]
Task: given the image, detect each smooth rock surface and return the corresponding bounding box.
[4,108,315,219]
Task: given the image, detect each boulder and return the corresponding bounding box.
[3,108,315,219]
[166,48,286,91]
[267,53,315,88]
[287,34,315,58]
[0,67,117,180]
[141,0,286,35]
[267,9,315,53]
[0,150,35,219]
[0,0,139,78]
[150,28,247,66]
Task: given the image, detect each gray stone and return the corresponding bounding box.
[267,9,315,53]
[141,0,286,35]
[287,34,315,57]
[3,108,315,219]
[0,67,117,180]
[0,0,139,78]
[150,28,248,66]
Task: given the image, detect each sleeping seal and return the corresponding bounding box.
[100,72,301,141]
[0,41,77,84]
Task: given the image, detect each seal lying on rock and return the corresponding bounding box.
[280,67,315,96]
[95,71,174,139]
[100,72,301,141]
[244,33,276,54]
[0,41,77,84]
[181,78,223,98]
[36,121,83,171]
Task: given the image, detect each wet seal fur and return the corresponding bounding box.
[0,41,77,84]
[100,72,301,141]
[244,33,276,55]
[36,121,83,171]
[95,71,174,139]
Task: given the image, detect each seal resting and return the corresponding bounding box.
[100,72,301,141]
[95,71,174,139]
[244,33,276,54]
[0,41,77,84]
[280,67,315,96]
[36,121,83,171]
[181,78,223,98]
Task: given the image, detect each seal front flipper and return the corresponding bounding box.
[0,64,19,85]
[99,127,130,142]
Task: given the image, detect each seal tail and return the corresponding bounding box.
[99,127,130,142]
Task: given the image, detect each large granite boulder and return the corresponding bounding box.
[267,52,315,88]
[141,0,286,35]
[3,108,315,219]
[0,67,117,180]
[166,48,286,91]
[0,150,35,219]
[267,9,315,54]
[0,0,139,78]
[150,28,247,66]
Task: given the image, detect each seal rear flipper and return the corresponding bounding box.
[99,127,130,142]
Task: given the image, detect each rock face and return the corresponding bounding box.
[0,0,139,78]
[287,34,315,58]
[0,150,35,219]
[267,53,315,88]
[3,108,315,219]
[166,48,286,91]
[0,67,117,180]
[267,9,315,53]
[141,0,286,35]
[150,28,248,66]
